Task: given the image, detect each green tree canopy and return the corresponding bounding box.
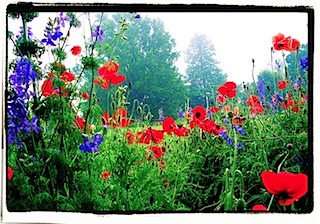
[184,33,227,108]
[93,13,188,120]
[285,43,308,83]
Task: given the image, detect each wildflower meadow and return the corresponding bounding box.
[5,9,312,213]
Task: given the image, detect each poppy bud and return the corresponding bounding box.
[111,101,116,111]
[146,112,152,122]
[137,106,142,114]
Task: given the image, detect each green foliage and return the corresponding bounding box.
[6,12,311,213]
[185,33,227,107]
[93,13,188,119]
[285,43,308,82]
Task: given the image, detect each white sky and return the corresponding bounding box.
[7,12,308,85]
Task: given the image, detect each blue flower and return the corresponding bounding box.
[223,119,229,125]
[41,25,63,46]
[299,57,308,71]
[220,130,228,141]
[16,26,33,40]
[7,57,40,147]
[134,14,141,19]
[177,109,185,118]
[92,25,104,42]
[226,137,234,146]
[237,142,244,150]
[79,133,103,153]
[257,81,265,103]
[234,125,245,135]
[57,12,70,28]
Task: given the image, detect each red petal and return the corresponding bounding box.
[224,81,237,90]
[8,167,14,180]
[41,79,55,96]
[103,61,119,73]
[162,117,176,134]
[191,105,207,121]
[261,171,286,195]
[70,45,82,56]
[252,204,267,211]
[110,74,126,85]
[281,172,308,202]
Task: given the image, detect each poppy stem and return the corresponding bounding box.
[277,154,290,173]
[267,195,274,210]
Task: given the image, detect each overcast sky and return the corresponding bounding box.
[8,11,308,84]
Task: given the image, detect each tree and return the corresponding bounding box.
[184,33,227,108]
[285,43,308,83]
[93,13,188,119]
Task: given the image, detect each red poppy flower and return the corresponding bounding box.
[261,171,308,206]
[281,93,294,109]
[172,125,189,137]
[252,204,267,211]
[126,131,135,144]
[164,181,169,187]
[101,111,111,126]
[137,127,164,144]
[291,103,299,113]
[41,79,55,97]
[151,146,165,159]
[217,81,237,98]
[101,171,111,180]
[217,94,226,104]
[97,61,126,87]
[233,115,246,125]
[61,71,75,82]
[70,45,82,56]
[209,106,220,113]
[75,117,85,130]
[191,106,207,121]
[94,77,109,89]
[112,108,132,128]
[82,91,90,100]
[8,166,13,180]
[162,117,176,134]
[250,103,264,114]
[200,119,224,135]
[272,33,301,52]
[278,80,288,90]
[246,95,260,106]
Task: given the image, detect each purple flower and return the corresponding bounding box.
[41,25,63,46]
[92,25,104,42]
[7,57,40,147]
[223,119,229,125]
[79,133,103,153]
[234,125,245,135]
[177,109,185,118]
[16,26,33,40]
[237,142,244,150]
[158,116,164,122]
[226,137,234,146]
[299,57,308,71]
[257,81,265,103]
[220,130,228,141]
[57,12,70,28]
